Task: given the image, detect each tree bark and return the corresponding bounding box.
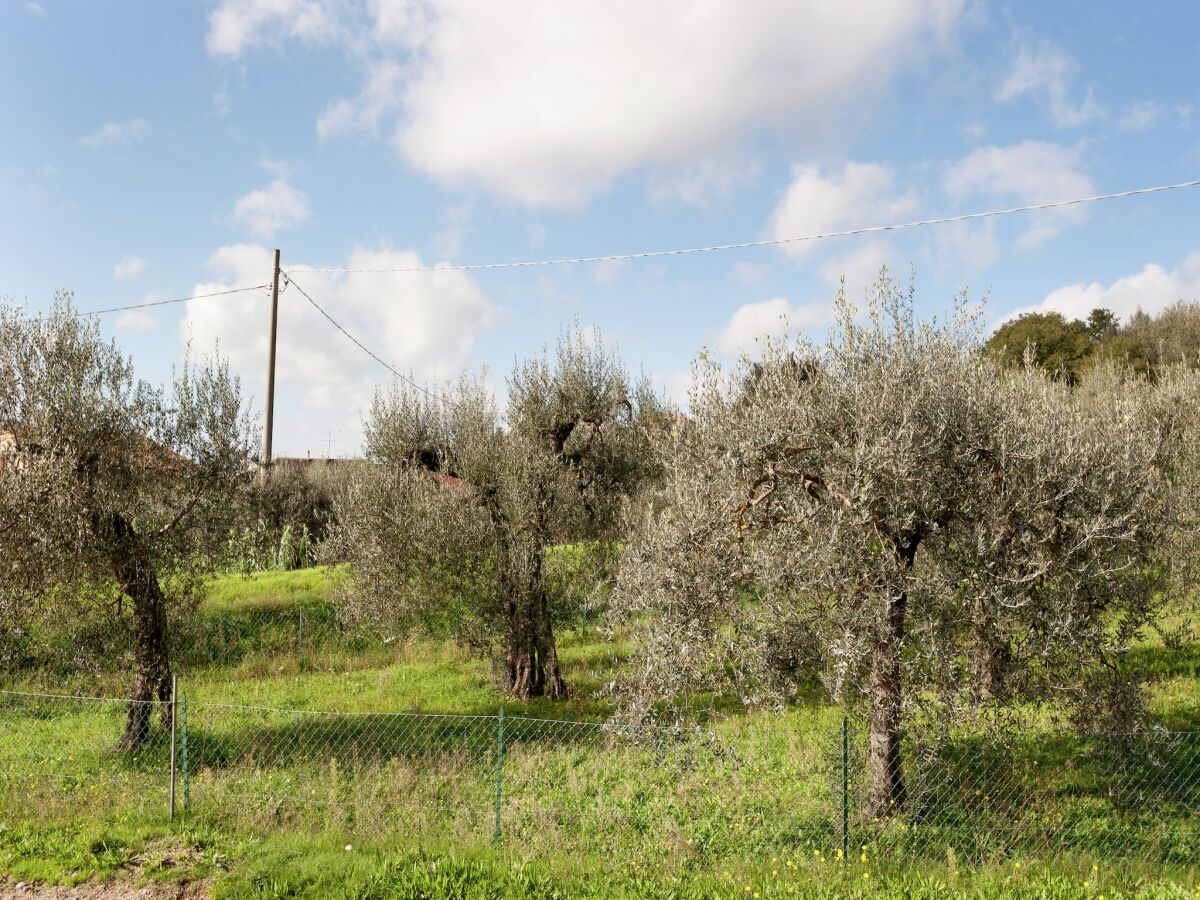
[970,607,1010,704]
[503,583,568,700]
[106,514,172,750]
[865,539,916,820]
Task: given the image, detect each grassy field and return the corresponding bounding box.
[1,567,1198,898]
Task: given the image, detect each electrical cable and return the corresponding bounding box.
[284,179,1200,275]
[284,272,449,404]
[83,284,270,317]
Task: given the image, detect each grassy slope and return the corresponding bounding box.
[1,568,1198,898]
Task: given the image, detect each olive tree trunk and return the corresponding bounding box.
[503,584,567,700]
[865,540,917,820]
[107,514,172,750]
[970,612,1011,703]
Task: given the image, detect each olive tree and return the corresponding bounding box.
[613,273,1177,818]
[326,329,661,699]
[0,296,255,746]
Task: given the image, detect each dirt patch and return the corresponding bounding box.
[0,842,211,899]
[0,879,208,899]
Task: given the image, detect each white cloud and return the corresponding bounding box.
[651,369,693,408]
[182,242,496,449]
[26,3,45,15]
[1118,101,1164,133]
[734,262,767,286]
[1117,101,1193,132]
[211,0,964,208]
[116,308,156,332]
[205,0,343,56]
[645,157,762,208]
[716,297,832,356]
[995,38,1103,127]
[767,162,917,260]
[534,274,578,307]
[819,240,893,292]
[432,200,472,260]
[944,141,1093,247]
[230,178,311,239]
[935,220,1000,273]
[1003,252,1200,326]
[433,226,463,260]
[258,155,299,178]
[592,259,624,286]
[80,118,149,149]
[317,60,405,139]
[113,256,147,280]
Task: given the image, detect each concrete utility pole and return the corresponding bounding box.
[260,248,281,482]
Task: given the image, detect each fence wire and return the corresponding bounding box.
[0,689,1197,869]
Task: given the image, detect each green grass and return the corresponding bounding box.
[2,567,1199,897]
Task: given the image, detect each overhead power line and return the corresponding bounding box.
[284,178,1200,275]
[284,272,448,404]
[84,284,270,317]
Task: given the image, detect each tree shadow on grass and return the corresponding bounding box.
[180,710,653,773]
[870,730,1200,864]
[1125,641,1200,683]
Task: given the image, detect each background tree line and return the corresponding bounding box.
[985,300,1200,382]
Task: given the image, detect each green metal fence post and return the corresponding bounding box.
[181,692,189,813]
[493,707,506,847]
[169,674,178,820]
[841,715,849,863]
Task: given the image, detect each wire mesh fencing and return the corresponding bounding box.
[836,718,1200,867]
[0,690,170,821]
[1,687,1197,869]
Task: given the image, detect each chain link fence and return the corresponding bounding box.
[1,688,1197,869]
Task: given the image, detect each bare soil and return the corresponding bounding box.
[0,879,208,899]
[0,843,210,899]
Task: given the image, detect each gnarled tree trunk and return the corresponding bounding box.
[107,514,172,750]
[970,603,1011,704]
[865,539,917,820]
[503,584,568,700]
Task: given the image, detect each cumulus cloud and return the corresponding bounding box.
[1002,252,1200,326]
[209,0,964,208]
[182,242,495,450]
[650,369,694,408]
[944,141,1093,247]
[205,0,343,56]
[230,178,311,239]
[80,118,149,149]
[115,308,156,332]
[113,255,146,280]
[767,162,917,260]
[995,38,1103,127]
[716,297,831,356]
[819,240,894,293]
[317,60,406,140]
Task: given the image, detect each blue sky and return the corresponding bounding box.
[3,1,1199,455]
